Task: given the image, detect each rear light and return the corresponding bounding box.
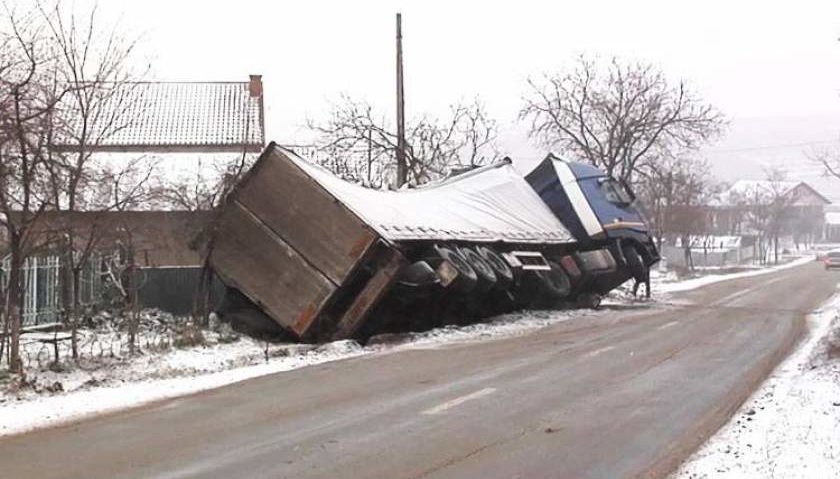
[560,255,582,278]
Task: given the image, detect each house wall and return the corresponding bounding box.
[826,224,840,242]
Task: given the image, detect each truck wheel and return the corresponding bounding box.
[458,247,497,292]
[535,261,571,299]
[476,246,514,289]
[433,245,478,293]
[622,244,646,281]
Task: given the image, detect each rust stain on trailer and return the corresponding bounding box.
[349,230,376,259]
[293,303,319,336]
[331,251,407,340]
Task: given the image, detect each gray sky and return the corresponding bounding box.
[111,0,840,195]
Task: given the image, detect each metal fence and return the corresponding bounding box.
[1,254,103,327]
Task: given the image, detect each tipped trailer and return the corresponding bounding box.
[202,143,657,342]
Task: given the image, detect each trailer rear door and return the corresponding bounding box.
[208,146,378,338]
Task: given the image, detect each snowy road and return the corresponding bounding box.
[0,262,837,479]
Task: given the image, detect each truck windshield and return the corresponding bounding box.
[599,178,634,205]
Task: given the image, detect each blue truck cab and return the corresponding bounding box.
[525,154,659,293]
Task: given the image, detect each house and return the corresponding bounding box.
[711,179,830,247]
[3,76,266,325]
[825,206,840,242]
[54,75,265,201]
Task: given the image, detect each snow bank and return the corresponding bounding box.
[0,308,600,437]
[657,256,813,294]
[0,339,366,437]
[671,285,840,478]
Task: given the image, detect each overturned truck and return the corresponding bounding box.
[200,143,658,342]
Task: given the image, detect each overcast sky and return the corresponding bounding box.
[105,0,840,194]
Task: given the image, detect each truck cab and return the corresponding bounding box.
[525,154,659,293]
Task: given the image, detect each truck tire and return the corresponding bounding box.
[433,245,478,293]
[458,247,497,292]
[535,261,571,299]
[622,244,646,281]
[476,246,514,289]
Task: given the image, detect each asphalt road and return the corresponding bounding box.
[1,262,838,479]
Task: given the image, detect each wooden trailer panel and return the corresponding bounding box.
[235,148,377,286]
[209,201,336,337]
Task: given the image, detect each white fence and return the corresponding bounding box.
[1,254,103,327]
[661,245,756,268]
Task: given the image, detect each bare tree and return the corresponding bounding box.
[37,0,151,360]
[152,152,251,211]
[520,56,725,182]
[308,95,498,188]
[0,3,63,372]
[808,147,840,182]
[637,155,716,270]
[0,2,153,370]
[726,169,794,265]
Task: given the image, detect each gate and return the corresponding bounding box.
[1,254,103,327]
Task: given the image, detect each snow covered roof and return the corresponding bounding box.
[280,146,574,244]
[717,179,831,206]
[728,179,799,198]
[826,212,840,225]
[54,79,264,153]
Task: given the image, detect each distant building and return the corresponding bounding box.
[50,75,266,263]
[825,207,840,242]
[711,179,830,246]
[54,74,265,200]
[4,76,266,326]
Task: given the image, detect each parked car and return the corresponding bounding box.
[815,244,840,262]
[825,251,840,270]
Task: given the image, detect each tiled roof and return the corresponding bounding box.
[715,179,830,206]
[55,81,264,152]
[727,179,800,198]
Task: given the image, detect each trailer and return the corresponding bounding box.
[202,143,657,342]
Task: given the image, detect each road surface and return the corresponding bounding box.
[1,262,837,479]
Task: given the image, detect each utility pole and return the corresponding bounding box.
[395,12,407,188]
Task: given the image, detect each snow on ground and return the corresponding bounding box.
[658,257,814,294]
[671,285,840,479]
[0,308,604,437]
[650,256,814,295]
[0,253,821,438]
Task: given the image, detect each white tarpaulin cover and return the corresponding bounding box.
[282,147,574,244]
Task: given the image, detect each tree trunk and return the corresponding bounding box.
[70,265,82,360]
[6,240,24,373]
[59,246,78,361]
[125,249,138,357]
[192,259,213,328]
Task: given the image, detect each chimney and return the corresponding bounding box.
[248,74,263,97]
